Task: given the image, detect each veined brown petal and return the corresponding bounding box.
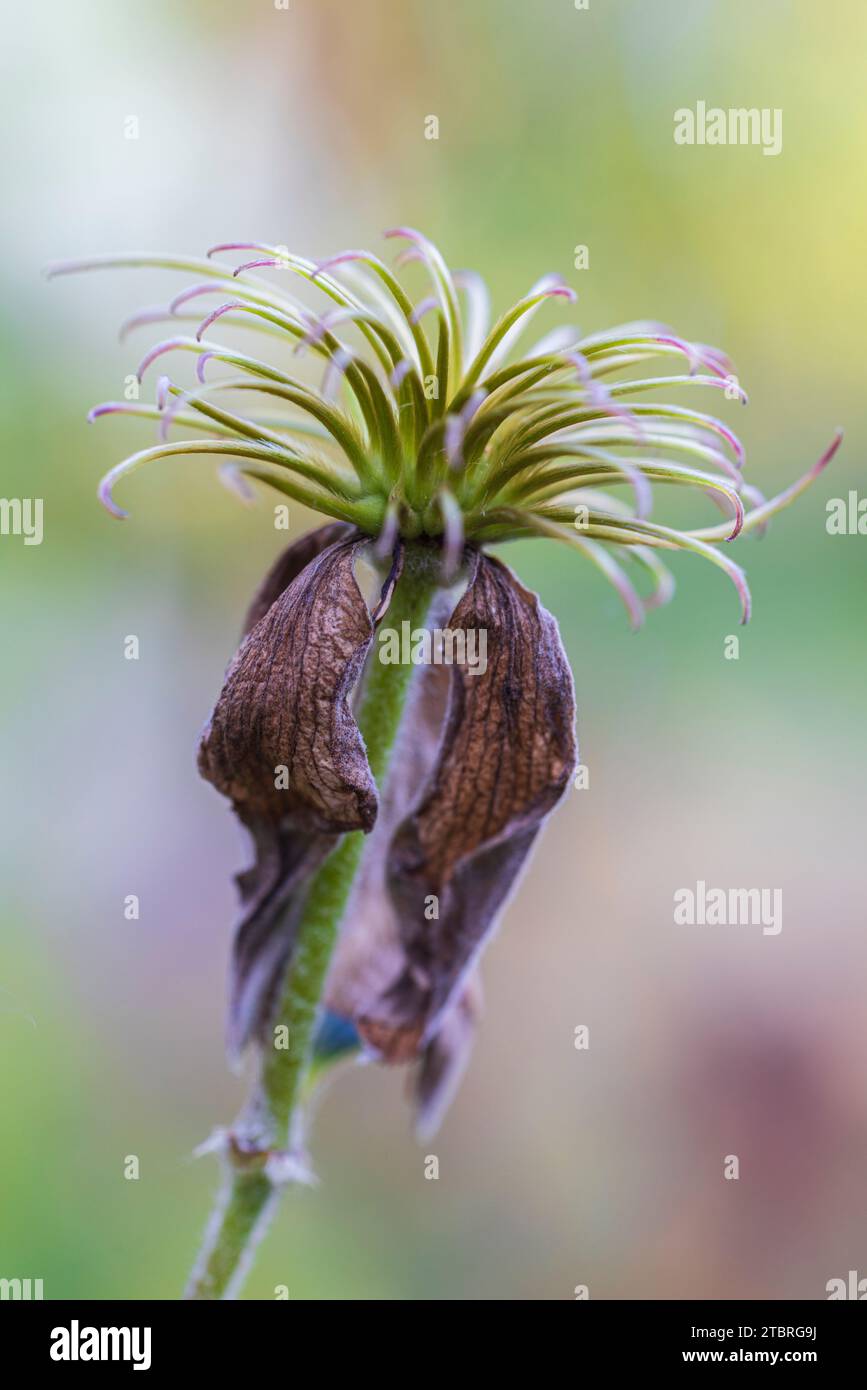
[199,529,378,832]
[356,550,577,1063]
[198,524,377,1052]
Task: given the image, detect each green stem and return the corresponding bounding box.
[184,544,439,1300]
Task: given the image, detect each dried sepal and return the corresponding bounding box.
[198,531,378,833]
[198,525,378,1050]
[330,550,577,1066]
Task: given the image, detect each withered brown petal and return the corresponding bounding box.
[198,525,377,1052]
[199,530,377,834]
[357,549,577,1061]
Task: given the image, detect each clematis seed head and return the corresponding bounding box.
[50,232,841,1131]
[48,231,840,627]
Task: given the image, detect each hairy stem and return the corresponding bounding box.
[184,545,439,1300]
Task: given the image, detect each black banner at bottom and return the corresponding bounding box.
[1,1298,862,1373]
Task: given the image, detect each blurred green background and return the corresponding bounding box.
[1,0,865,1299]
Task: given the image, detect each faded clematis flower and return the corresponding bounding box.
[198,522,576,1136]
[49,231,840,1138]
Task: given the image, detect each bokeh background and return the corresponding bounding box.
[1,0,865,1300]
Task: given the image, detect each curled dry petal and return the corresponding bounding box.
[327,549,577,1119]
[198,523,378,1051]
[199,527,377,831]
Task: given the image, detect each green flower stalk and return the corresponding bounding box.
[49,229,840,1299]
